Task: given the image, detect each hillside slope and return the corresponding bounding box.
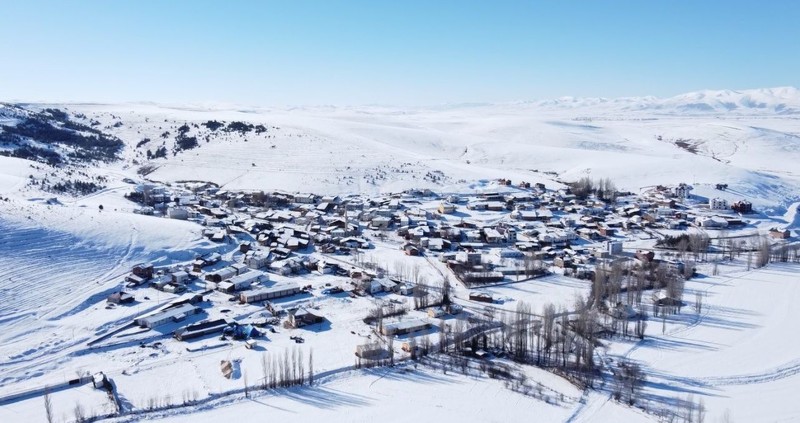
[2,87,799,211]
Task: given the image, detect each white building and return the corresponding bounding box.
[135,303,201,329]
[709,197,729,210]
[673,183,693,200]
[605,241,623,255]
[697,216,728,228]
[217,270,268,293]
[244,251,271,269]
[167,207,189,220]
[239,283,301,303]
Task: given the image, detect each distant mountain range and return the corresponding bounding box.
[520,87,800,115]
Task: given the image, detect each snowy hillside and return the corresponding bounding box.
[3,86,799,213]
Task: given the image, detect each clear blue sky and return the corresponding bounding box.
[1,0,798,106]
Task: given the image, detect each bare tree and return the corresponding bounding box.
[614,360,646,405]
[695,291,703,314]
[720,409,734,423]
[308,349,315,386]
[261,354,269,389]
[756,236,771,268]
[698,397,706,423]
[440,276,452,306]
[44,391,54,423]
[542,303,556,365]
[388,336,395,366]
[73,402,86,422]
[412,264,422,285]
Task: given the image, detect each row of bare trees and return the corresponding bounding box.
[569,176,617,202]
[255,348,314,394]
[593,260,688,313]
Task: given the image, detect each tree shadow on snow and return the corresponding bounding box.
[280,385,373,410]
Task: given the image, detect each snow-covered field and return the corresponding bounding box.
[1,88,800,422]
[3,87,795,211]
[621,262,800,422]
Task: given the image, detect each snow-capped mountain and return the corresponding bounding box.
[518,86,800,115]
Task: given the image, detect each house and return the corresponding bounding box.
[597,226,616,237]
[271,260,295,276]
[167,207,190,220]
[554,256,573,268]
[163,283,187,294]
[367,279,384,294]
[467,202,488,211]
[673,183,692,200]
[381,319,432,336]
[376,279,397,292]
[731,200,753,214]
[217,271,267,293]
[438,203,456,214]
[426,237,448,251]
[125,274,147,287]
[401,243,420,256]
[709,197,729,210]
[652,291,683,308]
[769,228,791,239]
[355,343,386,359]
[231,263,251,275]
[316,202,335,213]
[697,216,728,228]
[287,307,325,328]
[149,275,172,290]
[605,241,623,255]
[294,193,316,204]
[340,237,370,249]
[370,216,392,230]
[244,251,271,269]
[132,263,154,279]
[427,307,446,318]
[455,251,482,265]
[205,267,237,283]
[483,228,503,244]
[210,231,226,243]
[107,291,135,304]
[321,195,341,205]
[192,253,221,272]
[171,271,190,284]
[469,292,494,303]
[398,283,414,296]
[92,372,109,389]
[635,250,655,264]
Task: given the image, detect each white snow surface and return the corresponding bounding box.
[1,88,800,422]
[3,86,798,212]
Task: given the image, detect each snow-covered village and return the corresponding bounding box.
[3,2,800,423]
[1,108,799,421]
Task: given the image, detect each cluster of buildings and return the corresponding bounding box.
[113,179,795,345]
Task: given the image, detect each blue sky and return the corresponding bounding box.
[1,1,798,106]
